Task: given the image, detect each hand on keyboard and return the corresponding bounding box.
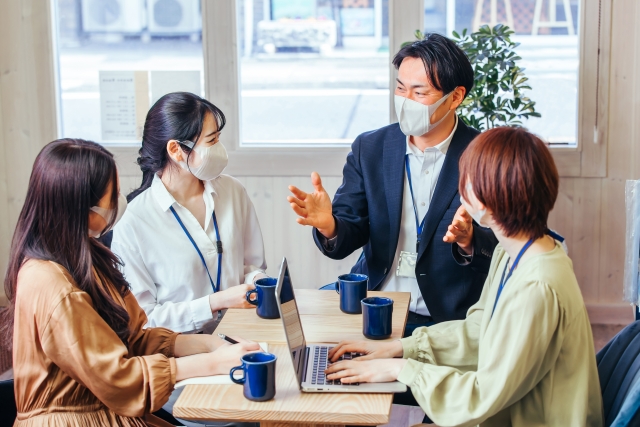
[324,357,408,384]
[311,346,363,386]
[328,340,404,362]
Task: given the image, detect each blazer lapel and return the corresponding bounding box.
[417,122,471,259]
[383,126,406,263]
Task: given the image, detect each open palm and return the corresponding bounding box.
[287,172,336,238]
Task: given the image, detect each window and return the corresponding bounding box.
[50,0,606,177]
[423,0,581,146]
[53,0,204,143]
[236,0,390,146]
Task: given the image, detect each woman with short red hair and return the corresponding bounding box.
[324,127,603,426]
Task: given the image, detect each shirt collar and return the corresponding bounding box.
[406,115,458,156]
[150,173,218,212]
[151,174,177,212]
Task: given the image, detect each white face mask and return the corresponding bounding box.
[460,183,489,228]
[181,141,228,181]
[89,192,128,238]
[394,91,453,136]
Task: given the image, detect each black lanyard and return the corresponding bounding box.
[491,238,534,318]
[405,155,427,253]
[169,206,223,293]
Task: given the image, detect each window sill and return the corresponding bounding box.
[107,143,352,177]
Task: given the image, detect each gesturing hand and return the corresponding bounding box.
[442,204,474,254]
[287,172,336,238]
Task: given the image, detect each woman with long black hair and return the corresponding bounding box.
[2,139,259,426]
[111,92,267,334]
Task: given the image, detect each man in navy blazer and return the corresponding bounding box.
[288,34,498,333]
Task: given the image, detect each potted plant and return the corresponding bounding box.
[404,25,540,131]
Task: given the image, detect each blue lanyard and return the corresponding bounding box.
[405,155,427,252]
[169,206,223,293]
[491,238,534,318]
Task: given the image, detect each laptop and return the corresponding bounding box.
[275,257,407,393]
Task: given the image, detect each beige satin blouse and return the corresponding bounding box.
[12,259,180,427]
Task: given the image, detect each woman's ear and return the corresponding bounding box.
[166,140,184,163]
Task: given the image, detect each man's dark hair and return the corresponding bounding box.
[392,33,474,99]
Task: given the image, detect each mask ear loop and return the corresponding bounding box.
[177,140,196,175]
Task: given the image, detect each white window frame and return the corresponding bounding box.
[108,0,610,179]
[200,0,422,177]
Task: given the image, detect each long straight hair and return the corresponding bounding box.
[128,91,226,201]
[1,139,131,350]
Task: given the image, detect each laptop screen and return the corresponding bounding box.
[276,259,306,385]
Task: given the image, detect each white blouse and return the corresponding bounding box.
[112,174,267,332]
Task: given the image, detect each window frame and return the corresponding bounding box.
[549,0,610,178]
[98,0,610,179]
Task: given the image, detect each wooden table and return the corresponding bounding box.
[174,289,411,427]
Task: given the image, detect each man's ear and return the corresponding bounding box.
[449,86,467,110]
[166,140,184,163]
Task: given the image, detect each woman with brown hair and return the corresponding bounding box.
[1,138,258,426]
[323,127,603,426]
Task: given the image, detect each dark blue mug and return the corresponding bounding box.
[336,273,368,314]
[246,278,280,319]
[362,297,393,340]
[230,352,277,402]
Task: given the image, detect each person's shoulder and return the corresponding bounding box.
[115,187,156,233]
[455,117,481,142]
[125,186,153,215]
[210,174,249,197]
[519,246,584,309]
[16,260,79,309]
[209,175,254,207]
[213,174,245,190]
[354,123,403,146]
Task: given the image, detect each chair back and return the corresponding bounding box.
[0,379,16,425]
[597,321,640,426]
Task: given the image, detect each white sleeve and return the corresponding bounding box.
[112,223,213,331]
[241,189,267,284]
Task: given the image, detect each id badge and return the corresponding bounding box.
[396,251,418,278]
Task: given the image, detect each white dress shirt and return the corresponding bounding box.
[112,174,267,332]
[380,117,458,316]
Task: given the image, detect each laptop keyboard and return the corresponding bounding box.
[311,346,362,386]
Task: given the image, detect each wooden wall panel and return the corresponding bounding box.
[0,0,58,300]
[596,0,640,310]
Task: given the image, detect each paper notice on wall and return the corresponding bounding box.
[150,71,202,106]
[99,71,149,141]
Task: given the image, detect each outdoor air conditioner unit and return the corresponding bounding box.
[147,0,202,37]
[81,0,146,33]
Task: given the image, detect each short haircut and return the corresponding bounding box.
[459,127,559,240]
[392,33,474,99]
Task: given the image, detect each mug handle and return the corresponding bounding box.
[230,365,246,384]
[335,282,340,294]
[246,289,258,306]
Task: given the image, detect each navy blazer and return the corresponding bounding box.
[314,119,498,322]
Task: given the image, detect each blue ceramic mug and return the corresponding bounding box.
[336,273,368,314]
[246,278,280,319]
[362,297,394,340]
[230,352,277,402]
